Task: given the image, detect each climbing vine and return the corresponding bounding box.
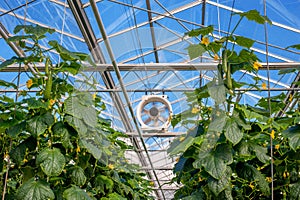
[169,10,300,199]
[0,25,153,200]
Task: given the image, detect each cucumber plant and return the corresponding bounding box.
[169,10,300,199]
[0,25,153,200]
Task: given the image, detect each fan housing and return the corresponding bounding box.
[136,95,173,132]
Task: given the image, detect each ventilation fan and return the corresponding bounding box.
[136,95,173,132]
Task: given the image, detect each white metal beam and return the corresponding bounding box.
[3,62,300,72]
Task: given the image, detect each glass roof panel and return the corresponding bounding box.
[0,38,16,60]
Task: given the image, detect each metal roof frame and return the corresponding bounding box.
[1,1,300,199]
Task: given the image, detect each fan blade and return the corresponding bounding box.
[154,119,160,127]
[159,105,168,113]
[142,108,150,115]
[144,117,152,125]
[141,112,147,116]
[158,116,167,123]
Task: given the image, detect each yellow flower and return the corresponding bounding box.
[270,130,275,139]
[266,177,272,183]
[4,153,9,162]
[213,54,219,61]
[201,37,210,46]
[108,164,114,170]
[49,99,55,108]
[283,172,287,179]
[275,144,280,150]
[179,136,185,142]
[253,61,262,70]
[262,82,267,89]
[192,106,200,114]
[150,181,154,186]
[93,93,97,100]
[23,158,28,163]
[175,157,179,162]
[263,143,267,147]
[76,145,80,153]
[249,182,255,190]
[257,166,261,171]
[26,79,33,88]
[289,94,293,102]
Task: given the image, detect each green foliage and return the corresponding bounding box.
[0,56,24,70]
[170,9,300,200]
[194,144,233,179]
[207,80,226,104]
[63,186,92,200]
[13,24,55,38]
[286,44,300,50]
[208,167,232,196]
[71,166,87,186]
[290,182,300,199]
[0,80,17,89]
[95,175,114,194]
[167,136,195,156]
[27,112,55,137]
[187,44,207,59]
[186,25,214,37]
[235,9,272,25]
[16,178,55,200]
[0,25,153,199]
[224,119,243,145]
[282,125,300,151]
[36,148,66,177]
[234,36,255,49]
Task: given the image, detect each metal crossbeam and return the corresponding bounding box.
[3,62,300,72]
[126,132,186,137]
[4,87,300,94]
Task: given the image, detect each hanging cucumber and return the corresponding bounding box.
[222,50,228,73]
[217,63,223,80]
[222,50,232,90]
[44,58,53,100]
[226,63,233,90]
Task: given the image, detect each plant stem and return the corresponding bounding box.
[44,58,52,100]
[230,16,244,37]
[2,139,12,200]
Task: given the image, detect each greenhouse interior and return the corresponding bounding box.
[1,0,300,199]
